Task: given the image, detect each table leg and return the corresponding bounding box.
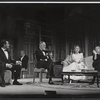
[97,74,99,87]
[61,74,63,84]
[68,75,70,83]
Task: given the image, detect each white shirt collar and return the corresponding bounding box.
[21,55,25,61]
[1,48,6,52]
[1,47,9,59]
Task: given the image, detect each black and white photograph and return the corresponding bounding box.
[0,2,100,98]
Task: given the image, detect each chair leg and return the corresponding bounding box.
[39,72,42,83]
[33,72,36,83]
[22,71,24,78]
[26,71,27,78]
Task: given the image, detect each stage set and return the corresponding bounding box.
[0,3,100,98]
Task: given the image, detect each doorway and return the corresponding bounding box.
[24,35,37,77]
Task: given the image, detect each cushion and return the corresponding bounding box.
[83,56,94,69]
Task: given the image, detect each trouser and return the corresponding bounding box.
[92,61,100,83]
[0,65,5,84]
[47,62,54,78]
[37,60,54,79]
[10,65,21,82]
[0,64,21,84]
[93,60,100,71]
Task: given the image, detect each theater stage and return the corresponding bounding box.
[0,78,100,98]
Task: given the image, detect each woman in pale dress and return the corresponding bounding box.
[63,45,87,82]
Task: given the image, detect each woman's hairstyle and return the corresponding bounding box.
[73,45,81,53]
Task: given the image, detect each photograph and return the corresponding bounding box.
[0,2,100,98]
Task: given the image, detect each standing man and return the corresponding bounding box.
[35,41,54,84]
[0,39,22,87]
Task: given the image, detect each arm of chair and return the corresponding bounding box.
[61,61,70,68]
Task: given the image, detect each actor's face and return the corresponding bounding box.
[41,42,46,50]
[21,52,23,56]
[75,46,80,53]
[5,41,10,49]
[95,47,100,53]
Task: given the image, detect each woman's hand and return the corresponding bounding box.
[93,50,97,55]
[61,61,64,64]
[78,60,81,63]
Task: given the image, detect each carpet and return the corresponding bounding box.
[26,81,100,90]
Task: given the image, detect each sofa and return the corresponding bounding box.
[83,56,94,69]
[62,55,94,70]
[62,56,95,80]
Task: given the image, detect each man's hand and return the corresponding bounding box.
[6,63,13,68]
[16,61,22,66]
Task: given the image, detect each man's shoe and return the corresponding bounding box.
[6,83,11,85]
[13,81,23,85]
[0,83,6,87]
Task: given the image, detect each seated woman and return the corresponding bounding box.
[62,45,87,83]
[89,46,100,85]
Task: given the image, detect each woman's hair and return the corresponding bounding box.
[73,45,80,53]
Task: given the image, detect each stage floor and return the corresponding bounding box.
[0,78,100,98]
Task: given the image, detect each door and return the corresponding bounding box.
[24,35,36,76]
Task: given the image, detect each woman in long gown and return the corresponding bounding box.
[63,45,87,81]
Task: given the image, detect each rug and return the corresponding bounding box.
[25,81,100,90]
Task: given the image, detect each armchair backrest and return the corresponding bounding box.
[83,56,93,69]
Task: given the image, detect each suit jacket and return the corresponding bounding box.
[0,48,13,70]
[20,55,29,69]
[35,49,52,68]
[35,49,47,62]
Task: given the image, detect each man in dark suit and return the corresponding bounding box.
[35,41,54,84]
[20,50,29,69]
[89,46,100,85]
[0,39,22,87]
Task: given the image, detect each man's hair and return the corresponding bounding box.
[21,50,25,53]
[95,46,100,50]
[0,39,8,47]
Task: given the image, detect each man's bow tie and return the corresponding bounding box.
[4,49,8,51]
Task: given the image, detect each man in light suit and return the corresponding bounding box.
[20,50,29,69]
[35,41,54,84]
[0,39,22,87]
[19,50,29,78]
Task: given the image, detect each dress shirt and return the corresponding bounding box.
[21,55,25,61]
[42,51,46,56]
